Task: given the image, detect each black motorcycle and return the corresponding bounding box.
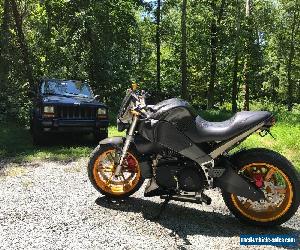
[88,85,300,226]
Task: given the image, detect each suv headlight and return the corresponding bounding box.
[44,106,54,113]
[97,108,107,118]
[43,106,55,118]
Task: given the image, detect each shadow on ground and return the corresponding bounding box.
[95,196,300,249]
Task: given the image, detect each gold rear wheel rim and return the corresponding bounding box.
[231,163,293,222]
[93,149,141,196]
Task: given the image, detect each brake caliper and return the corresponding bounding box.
[125,155,137,172]
[253,173,264,188]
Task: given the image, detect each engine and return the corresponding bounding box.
[155,157,206,192]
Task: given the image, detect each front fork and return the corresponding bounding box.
[114,115,139,176]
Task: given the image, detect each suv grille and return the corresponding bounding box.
[56,106,97,119]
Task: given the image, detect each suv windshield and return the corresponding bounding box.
[41,80,93,98]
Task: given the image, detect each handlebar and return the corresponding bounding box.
[129,89,152,118]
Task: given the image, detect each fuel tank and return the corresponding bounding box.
[138,98,197,143]
[149,98,196,130]
[137,98,212,164]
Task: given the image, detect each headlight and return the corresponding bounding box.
[44,106,54,113]
[97,108,107,118]
[43,106,55,118]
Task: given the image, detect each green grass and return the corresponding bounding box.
[0,123,124,162]
[0,110,299,171]
[237,123,300,170]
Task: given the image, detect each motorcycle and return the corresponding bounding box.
[88,84,300,226]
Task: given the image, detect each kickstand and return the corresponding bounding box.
[147,195,171,221]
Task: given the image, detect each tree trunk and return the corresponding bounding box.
[286,42,294,111]
[0,0,10,116]
[231,53,239,113]
[231,0,240,113]
[287,8,299,111]
[297,81,300,104]
[44,1,52,75]
[181,0,188,100]
[243,0,252,111]
[207,0,226,109]
[156,0,161,98]
[0,0,10,87]
[10,0,35,92]
[271,74,279,103]
[207,0,217,109]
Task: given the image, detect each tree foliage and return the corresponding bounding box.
[0,0,299,122]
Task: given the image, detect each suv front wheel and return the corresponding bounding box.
[30,120,46,145]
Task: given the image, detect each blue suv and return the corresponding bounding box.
[30,79,109,144]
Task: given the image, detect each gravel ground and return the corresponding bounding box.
[0,159,299,250]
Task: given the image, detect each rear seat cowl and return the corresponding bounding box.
[185,111,272,143]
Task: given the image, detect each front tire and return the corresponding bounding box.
[88,144,143,198]
[222,148,300,226]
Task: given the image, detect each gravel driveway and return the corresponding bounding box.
[0,159,299,250]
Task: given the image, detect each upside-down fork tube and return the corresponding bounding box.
[114,115,139,176]
[99,136,153,179]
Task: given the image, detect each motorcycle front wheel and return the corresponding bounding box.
[222,148,300,226]
[88,144,144,198]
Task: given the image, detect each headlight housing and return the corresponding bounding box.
[97,107,107,118]
[43,106,55,118]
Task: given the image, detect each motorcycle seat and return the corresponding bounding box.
[185,111,272,143]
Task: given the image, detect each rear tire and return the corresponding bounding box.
[88,144,143,198]
[222,148,300,227]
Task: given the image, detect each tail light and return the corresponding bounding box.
[265,116,276,127]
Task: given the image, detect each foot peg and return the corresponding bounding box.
[161,192,212,205]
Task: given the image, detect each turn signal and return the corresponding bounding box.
[132,82,138,91]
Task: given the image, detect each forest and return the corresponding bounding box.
[0,0,300,123]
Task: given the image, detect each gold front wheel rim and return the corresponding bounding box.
[93,149,141,196]
[231,163,293,222]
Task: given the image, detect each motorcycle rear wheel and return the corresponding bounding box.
[222,148,300,226]
[88,144,144,198]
